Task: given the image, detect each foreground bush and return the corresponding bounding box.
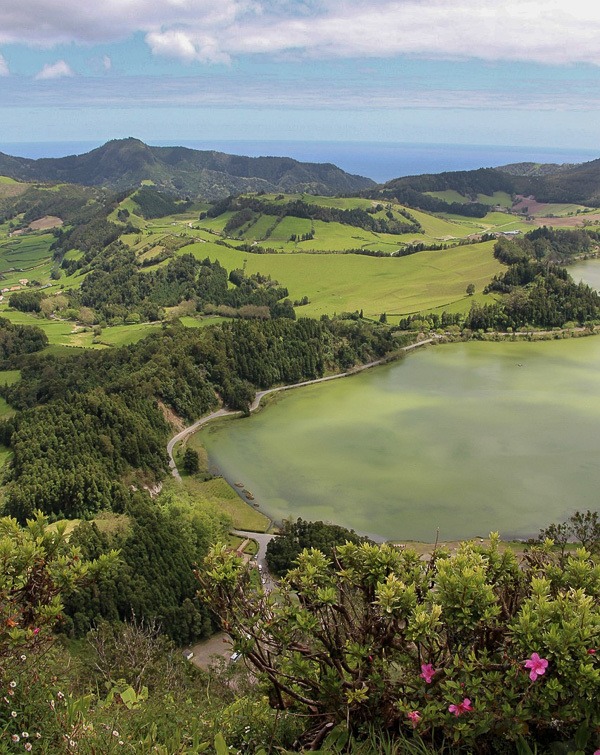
[200,535,600,753]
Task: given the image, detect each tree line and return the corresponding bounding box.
[206,195,422,236]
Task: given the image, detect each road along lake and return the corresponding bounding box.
[203,260,600,542]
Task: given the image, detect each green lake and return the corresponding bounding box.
[203,261,600,542]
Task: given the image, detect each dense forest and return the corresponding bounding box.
[63,491,230,643]
[0,317,395,521]
[0,316,48,359]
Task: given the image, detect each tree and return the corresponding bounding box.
[538,509,600,555]
[265,517,368,576]
[466,283,475,296]
[182,447,200,475]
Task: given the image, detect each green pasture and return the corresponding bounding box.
[425,191,513,209]
[179,315,228,329]
[182,474,270,532]
[241,213,279,240]
[267,216,312,242]
[478,213,531,232]
[532,203,589,217]
[401,208,481,239]
[0,370,21,386]
[477,192,513,208]
[425,190,471,204]
[0,444,12,469]
[0,234,54,272]
[97,322,161,347]
[0,310,102,348]
[0,398,15,420]
[180,239,502,319]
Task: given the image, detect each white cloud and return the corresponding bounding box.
[35,59,75,79]
[102,55,111,70]
[2,0,600,67]
[0,54,9,76]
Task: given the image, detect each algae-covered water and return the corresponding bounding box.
[203,260,600,542]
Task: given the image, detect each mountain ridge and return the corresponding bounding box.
[0,137,375,200]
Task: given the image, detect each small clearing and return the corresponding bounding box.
[28,215,63,231]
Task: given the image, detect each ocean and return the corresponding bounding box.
[0,140,598,184]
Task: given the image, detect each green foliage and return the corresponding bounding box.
[538,510,600,557]
[72,251,293,322]
[0,316,48,358]
[133,187,191,219]
[63,491,230,643]
[266,518,369,576]
[8,289,44,313]
[0,513,119,750]
[213,195,422,236]
[200,535,600,752]
[183,447,200,475]
[2,389,169,520]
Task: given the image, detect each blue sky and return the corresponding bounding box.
[1,0,600,149]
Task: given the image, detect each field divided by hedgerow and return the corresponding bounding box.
[181,239,502,320]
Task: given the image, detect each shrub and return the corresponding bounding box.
[199,534,600,752]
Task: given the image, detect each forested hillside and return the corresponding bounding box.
[0,138,375,198]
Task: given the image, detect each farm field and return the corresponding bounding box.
[425,190,513,208]
[180,238,502,320]
[0,186,592,348]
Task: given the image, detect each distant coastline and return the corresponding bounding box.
[1,139,598,184]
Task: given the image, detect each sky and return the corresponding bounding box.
[1,0,600,150]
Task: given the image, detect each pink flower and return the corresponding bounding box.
[524,652,549,681]
[587,648,596,655]
[448,698,473,716]
[420,663,436,683]
[407,710,421,728]
[32,628,40,635]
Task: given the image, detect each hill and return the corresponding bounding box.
[368,157,600,211]
[0,138,375,199]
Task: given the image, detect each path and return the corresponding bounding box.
[166,336,439,479]
[232,529,276,591]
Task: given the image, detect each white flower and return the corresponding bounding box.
[11,734,20,742]
[9,681,17,688]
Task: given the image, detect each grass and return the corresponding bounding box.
[0,370,21,386]
[96,322,162,346]
[0,444,12,469]
[179,315,228,329]
[178,239,502,319]
[182,475,270,532]
[0,398,15,420]
[0,233,55,273]
[532,203,589,217]
[425,191,513,209]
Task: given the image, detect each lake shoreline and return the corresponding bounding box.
[169,325,600,541]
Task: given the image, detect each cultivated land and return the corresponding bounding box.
[0,178,596,343]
